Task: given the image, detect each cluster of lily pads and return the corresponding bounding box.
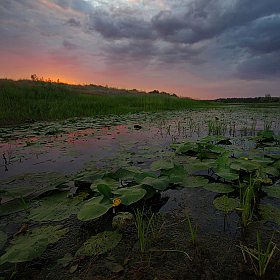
[0,129,280,271]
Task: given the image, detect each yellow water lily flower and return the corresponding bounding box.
[113,198,121,207]
[244,158,249,160]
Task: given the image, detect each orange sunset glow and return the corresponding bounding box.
[0,0,279,99]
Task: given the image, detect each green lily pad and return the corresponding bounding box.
[0,236,48,265]
[150,159,174,171]
[113,169,135,181]
[230,160,260,171]
[213,195,239,212]
[0,231,7,250]
[0,225,68,265]
[0,185,38,200]
[259,204,280,225]
[91,178,119,192]
[141,177,170,190]
[264,185,280,199]
[262,166,280,177]
[134,172,157,184]
[77,195,112,221]
[181,176,209,188]
[203,183,234,193]
[28,191,82,221]
[113,186,146,205]
[75,231,122,257]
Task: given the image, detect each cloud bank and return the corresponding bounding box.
[0,0,279,98]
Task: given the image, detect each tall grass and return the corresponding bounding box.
[0,79,213,125]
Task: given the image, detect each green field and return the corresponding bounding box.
[0,79,213,125]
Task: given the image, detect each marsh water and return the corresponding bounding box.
[1,106,280,279]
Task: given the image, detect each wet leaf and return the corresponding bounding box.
[0,231,7,250]
[29,191,82,221]
[203,183,234,193]
[181,176,209,188]
[113,186,146,205]
[213,195,239,211]
[259,204,280,225]
[77,195,112,221]
[141,176,170,190]
[105,262,124,272]
[75,231,122,256]
[150,159,174,171]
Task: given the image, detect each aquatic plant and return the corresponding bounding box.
[186,211,198,244]
[237,231,276,277]
[135,208,153,252]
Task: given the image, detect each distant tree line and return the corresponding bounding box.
[213,94,280,103]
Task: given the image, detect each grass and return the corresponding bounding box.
[186,211,198,244]
[0,79,213,125]
[237,231,277,277]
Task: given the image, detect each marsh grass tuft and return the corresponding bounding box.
[237,231,276,277]
[186,211,198,244]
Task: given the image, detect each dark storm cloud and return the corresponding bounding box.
[235,53,280,80]
[62,39,80,50]
[226,15,280,55]
[87,8,154,40]
[85,0,280,80]
[65,18,81,27]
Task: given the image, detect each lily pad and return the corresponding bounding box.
[29,191,82,221]
[75,231,122,256]
[150,159,174,171]
[0,231,7,250]
[141,176,170,190]
[259,204,280,225]
[203,183,234,193]
[113,186,146,205]
[0,185,38,200]
[0,225,68,265]
[213,195,239,212]
[181,176,209,188]
[77,195,112,221]
[264,185,280,199]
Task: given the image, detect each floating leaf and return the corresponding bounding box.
[113,169,135,180]
[105,262,124,272]
[259,204,280,225]
[181,176,209,188]
[0,231,7,250]
[213,195,239,212]
[75,231,122,256]
[113,186,146,205]
[29,191,82,221]
[0,225,68,265]
[203,183,234,193]
[0,185,38,200]
[264,185,280,199]
[150,159,174,171]
[134,172,157,184]
[97,184,112,198]
[91,178,119,192]
[0,236,48,265]
[77,195,112,221]
[141,176,170,190]
[262,166,280,177]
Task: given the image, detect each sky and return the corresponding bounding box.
[0,0,280,99]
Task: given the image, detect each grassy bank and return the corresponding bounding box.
[0,79,213,125]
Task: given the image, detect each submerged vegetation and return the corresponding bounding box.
[0,78,212,126]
